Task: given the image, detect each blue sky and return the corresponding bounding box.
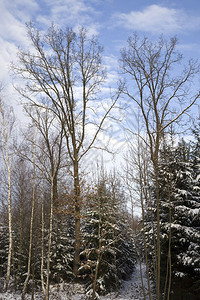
[0,0,199,207]
[0,0,200,129]
[1,0,200,86]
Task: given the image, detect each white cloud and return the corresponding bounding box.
[114,5,200,34]
[0,1,37,84]
[6,0,39,22]
[73,23,101,37]
[0,2,27,45]
[0,0,40,42]
[0,0,39,120]
[0,0,101,82]
[38,0,98,28]
[177,43,200,53]
[0,39,18,82]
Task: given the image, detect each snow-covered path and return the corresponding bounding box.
[101,263,151,300]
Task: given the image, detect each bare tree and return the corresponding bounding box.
[41,157,45,297]
[13,23,119,276]
[124,117,153,300]
[23,106,66,208]
[21,106,66,299]
[21,130,37,300]
[120,34,200,299]
[0,88,16,290]
[11,157,30,285]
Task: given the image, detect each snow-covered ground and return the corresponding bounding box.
[101,263,152,300]
[0,263,154,300]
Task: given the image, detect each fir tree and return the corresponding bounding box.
[80,177,136,299]
[48,214,75,283]
[147,140,200,299]
[0,224,9,279]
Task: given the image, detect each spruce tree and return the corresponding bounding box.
[80,177,136,298]
[147,140,200,299]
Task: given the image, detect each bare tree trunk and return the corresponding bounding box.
[0,102,13,291]
[138,138,152,300]
[167,216,172,300]
[163,136,173,300]
[92,254,100,300]
[92,194,102,300]
[73,159,81,277]
[154,164,161,300]
[140,185,152,300]
[6,158,12,291]
[41,169,45,297]
[22,138,36,300]
[31,260,35,300]
[45,174,54,300]
[18,181,23,278]
[137,240,146,300]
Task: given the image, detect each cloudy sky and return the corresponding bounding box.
[0,0,200,147]
[1,0,200,85]
[0,0,199,207]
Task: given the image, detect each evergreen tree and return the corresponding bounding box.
[0,224,9,279]
[147,140,200,299]
[47,214,75,283]
[80,177,137,298]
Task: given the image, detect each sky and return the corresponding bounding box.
[0,0,200,134]
[0,1,200,141]
[1,0,200,84]
[0,0,200,214]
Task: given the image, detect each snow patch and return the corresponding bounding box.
[0,263,155,300]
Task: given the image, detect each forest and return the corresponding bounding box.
[0,24,200,300]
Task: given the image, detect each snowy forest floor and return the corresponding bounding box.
[0,263,154,300]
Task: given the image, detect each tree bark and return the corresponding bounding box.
[6,158,12,291]
[17,178,24,283]
[45,174,54,300]
[41,169,45,297]
[22,136,36,300]
[73,159,81,277]
[0,101,13,291]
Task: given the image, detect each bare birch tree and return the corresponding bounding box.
[120,34,200,299]
[12,158,28,285]
[13,23,119,276]
[22,106,65,299]
[0,89,15,291]
[21,131,37,300]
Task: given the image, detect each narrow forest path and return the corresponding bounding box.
[101,263,152,300]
